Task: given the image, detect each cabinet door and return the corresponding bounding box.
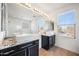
[49,36,53,47]
[28,44,39,56]
[53,35,55,45]
[11,49,26,56]
[42,35,49,50]
[0,51,2,56]
[49,35,55,48]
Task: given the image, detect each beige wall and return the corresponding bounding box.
[54,4,79,54]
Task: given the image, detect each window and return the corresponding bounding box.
[58,10,75,25]
[58,9,76,39]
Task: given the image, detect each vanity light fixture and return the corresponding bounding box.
[16,3,50,20]
[21,3,31,8]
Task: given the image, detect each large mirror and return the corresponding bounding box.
[2,3,53,37]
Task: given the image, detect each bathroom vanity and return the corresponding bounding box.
[0,39,39,56]
[41,31,55,50]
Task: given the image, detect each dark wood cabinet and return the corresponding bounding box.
[0,40,39,56]
[49,35,55,47]
[0,51,2,56]
[11,49,26,56]
[41,35,55,50]
[42,36,49,50]
[28,44,39,56]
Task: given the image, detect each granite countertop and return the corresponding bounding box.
[0,31,55,50]
[0,34,40,50]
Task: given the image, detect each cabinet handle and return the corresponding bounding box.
[21,44,33,49]
[3,50,14,55]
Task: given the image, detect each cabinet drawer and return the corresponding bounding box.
[10,49,26,56]
[1,46,16,53]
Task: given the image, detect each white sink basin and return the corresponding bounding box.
[42,31,55,36]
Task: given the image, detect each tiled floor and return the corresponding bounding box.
[39,46,79,56]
